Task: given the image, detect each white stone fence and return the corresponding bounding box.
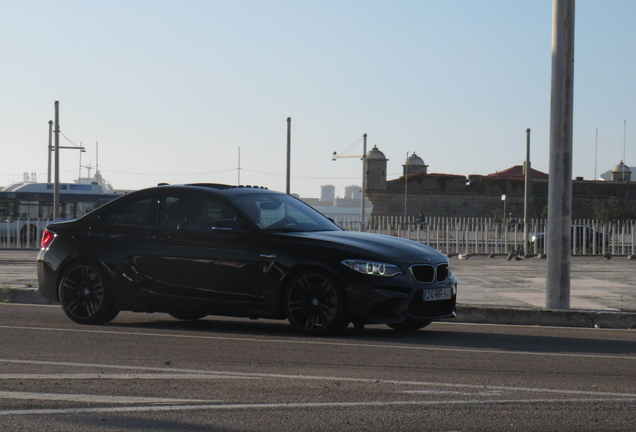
[325,214,636,256]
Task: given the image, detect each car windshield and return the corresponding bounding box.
[229,193,340,232]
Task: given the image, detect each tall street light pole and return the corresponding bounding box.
[523,128,531,254]
[286,117,291,195]
[404,152,409,216]
[47,120,53,184]
[546,0,575,309]
[52,101,87,220]
[53,101,60,220]
[360,133,367,231]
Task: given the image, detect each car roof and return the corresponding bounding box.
[153,183,280,196]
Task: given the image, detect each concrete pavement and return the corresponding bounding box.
[1,249,635,329]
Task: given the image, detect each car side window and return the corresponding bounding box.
[101,197,157,227]
[160,193,236,232]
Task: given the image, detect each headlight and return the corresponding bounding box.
[341,260,403,277]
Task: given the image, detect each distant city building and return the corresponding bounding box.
[343,185,361,200]
[320,184,335,202]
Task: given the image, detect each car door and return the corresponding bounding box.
[93,193,161,298]
[143,190,264,307]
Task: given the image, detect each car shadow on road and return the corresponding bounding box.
[104,312,636,357]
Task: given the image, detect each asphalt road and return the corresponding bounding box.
[1,304,634,431]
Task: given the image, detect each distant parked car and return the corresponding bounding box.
[531,225,607,250]
[37,184,457,335]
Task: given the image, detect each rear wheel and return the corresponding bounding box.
[387,318,432,332]
[58,261,119,325]
[284,270,348,336]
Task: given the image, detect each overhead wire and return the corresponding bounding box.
[335,135,364,157]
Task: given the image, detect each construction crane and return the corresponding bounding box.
[331,133,368,231]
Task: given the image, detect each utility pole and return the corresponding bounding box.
[53,101,60,220]
[523,128,531,254]
[404,152,409,216]
[360,133,367,231]
[286,117,291,194]
[594,128,598,180]
[546,0,575,309]
[47,120,53,183]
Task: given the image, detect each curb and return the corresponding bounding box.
[2,288,635,330]
[452,304,636,330]
[0,288,58,305]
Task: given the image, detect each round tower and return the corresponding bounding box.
[402,152,428,176]
[365,145,388,191]
[611,161,631,182]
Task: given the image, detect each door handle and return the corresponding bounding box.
[260,254,276,259]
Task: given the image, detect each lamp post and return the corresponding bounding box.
[501,194,506,226]
[523,128,531,255]
[79,145,86,181]
[286,117,291,195]
[404,152,408,217]
[52,101,86,220]
[360,134,367,231]
[47,120,53,184]
[546,0,575,310]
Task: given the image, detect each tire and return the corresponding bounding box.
[169,312,207,321]
[58,260,119,325]
[387,318,432,332]
[284,269,349,336]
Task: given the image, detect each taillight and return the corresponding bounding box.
[41,230,56,249]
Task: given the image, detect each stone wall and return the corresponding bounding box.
[367,173,636,219]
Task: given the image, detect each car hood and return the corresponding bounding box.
[277,230,447,263]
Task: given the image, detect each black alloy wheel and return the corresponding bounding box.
[285,270,348,336]
[58,261,119,325]
[387,317,432,332]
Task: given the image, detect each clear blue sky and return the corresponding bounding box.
[1,0,634,198]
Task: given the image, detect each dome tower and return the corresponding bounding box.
[365,146,388,191]
[402,152,428,175]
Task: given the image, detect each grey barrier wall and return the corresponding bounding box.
[2,216,635,256]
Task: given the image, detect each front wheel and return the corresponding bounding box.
[58,261,119,325]
[284,270,349,336]
[387,318,432,332]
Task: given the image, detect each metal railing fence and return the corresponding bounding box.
[325,214,636,256]
[2,215,635,256]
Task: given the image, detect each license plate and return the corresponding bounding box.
[424,288,452,301]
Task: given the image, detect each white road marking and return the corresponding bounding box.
[402,390,511,397]
[0,397,635,416]
[0,373,256,380]
[1,358,636,399]
[0,391,219,404]
[1,324,634,361]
